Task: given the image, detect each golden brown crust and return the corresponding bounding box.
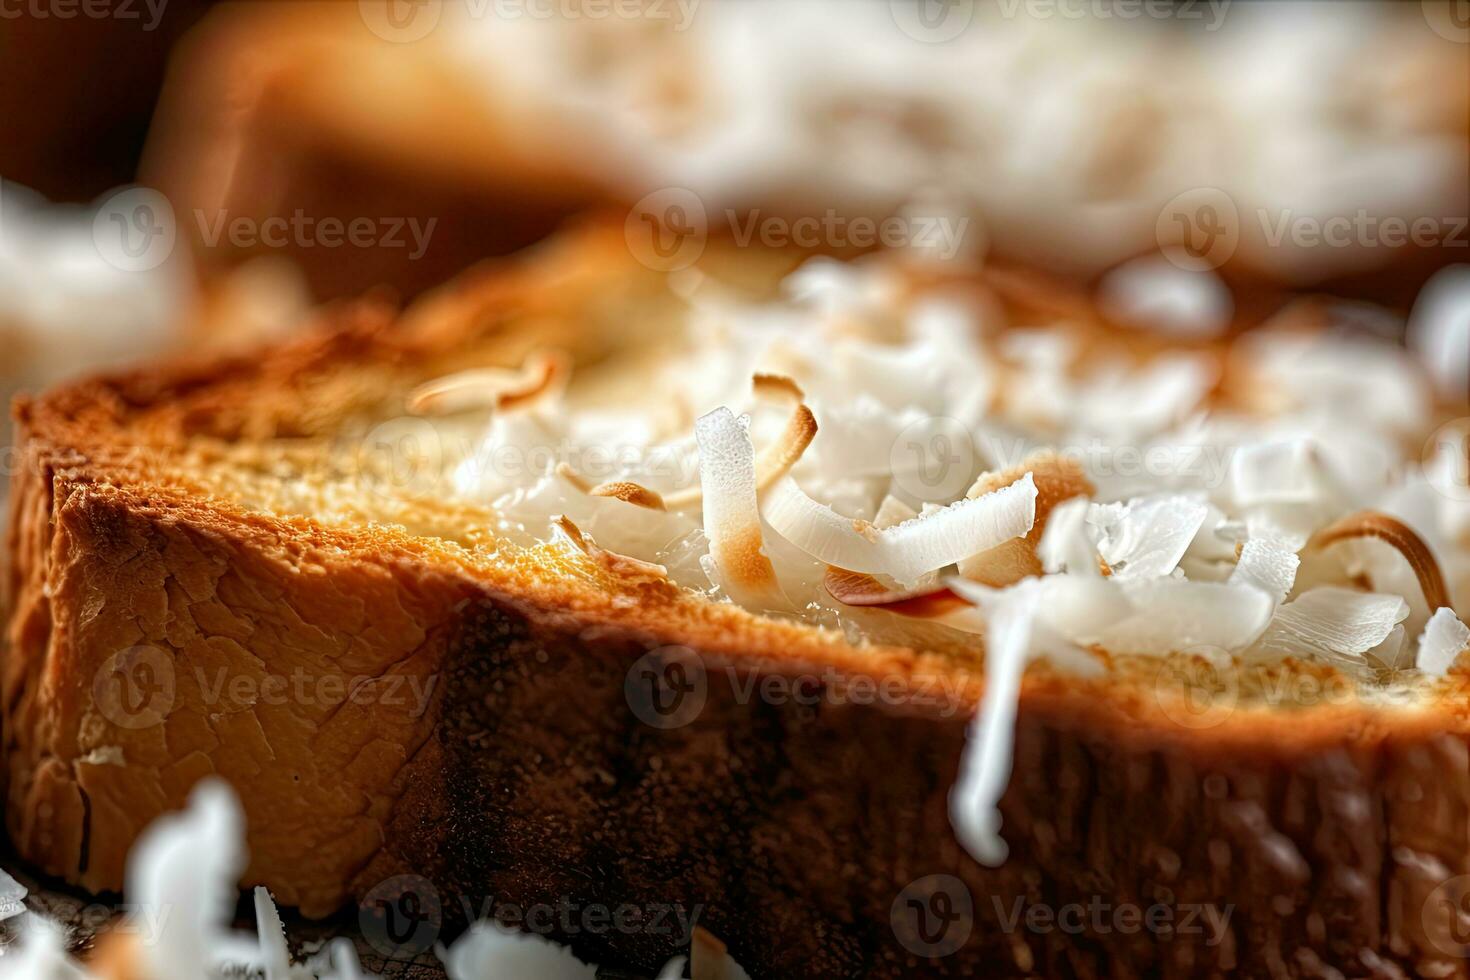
[8,224,1470,976]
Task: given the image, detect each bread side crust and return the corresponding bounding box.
[7,228,1470,975]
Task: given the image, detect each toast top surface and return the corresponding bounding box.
[16,220,1470,746]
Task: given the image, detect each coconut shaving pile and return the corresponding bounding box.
[411,253,1470,866]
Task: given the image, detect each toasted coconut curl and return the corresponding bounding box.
[561,373,817,513]
[408,348,571,416]
[550,514,669,585]
[823,567,968,618]
[751,372,805,403]
[591,481,668,510]
[1309,511,1451,612]
[958,450,1094,587]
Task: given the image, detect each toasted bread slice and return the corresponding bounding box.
[8,220,1470,978]
[144,1,1470,305]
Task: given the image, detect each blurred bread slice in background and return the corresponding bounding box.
[143,0,1469,305]
[141,1,607,300]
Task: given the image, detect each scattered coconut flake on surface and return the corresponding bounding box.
[1089,579,1275,656]
[1417,607,1470,677]
[1098,255,1233,338]
[1090,495,1209,580]
[439,923,600,979]
[1249,586,1409,664]
[1228,539,1301,606]
[763,472,1037,586]
[1037,496,1098,576]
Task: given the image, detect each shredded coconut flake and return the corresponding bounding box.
[764,472,1037,586]
[1249,586,1410,664]
[1090,495,1209,580]
[1417,607,1470,677]
[697,407,780,600]
[1228,538,1301,606]
[949,584,1040,867]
